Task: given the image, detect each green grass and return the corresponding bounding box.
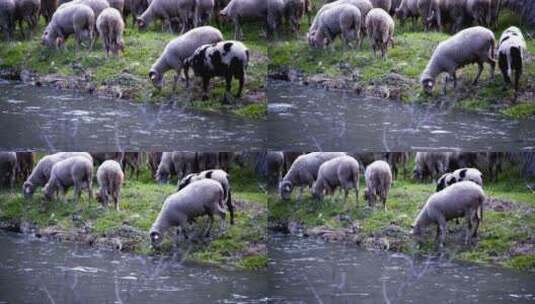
[268,157,535,272]
[0,160,268,270]
[0,20,267,119]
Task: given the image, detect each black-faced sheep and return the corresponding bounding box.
[279,152,346,200]
[42,156,94,204]
[96,7,124,56]
[436,167,483,191]
[178,169,234,225]
[0,152,17,189]
[364,160,392,210]
[412,181,485,247]
[307,3,361,49]
[365,8,394,59]
[148,26,223,91]
[312,155,360,205]
[413,152,449,181]
[420,26,496,95]
[14,0,40,38]
[498,26,526,95]
[91,152,124,165]
[150,179,226,247]
[219,0,268,40]
[136,0,195,33]
[184,40,249,103]
[41,3,95,50]
[96,160,124,211]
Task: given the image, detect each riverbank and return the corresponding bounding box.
[268,7,535,119]
[268,162,535,272]
[0,164,268,270]
[0,22,267,119]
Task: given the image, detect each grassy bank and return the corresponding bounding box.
[268,159,535,272]
[0,21,267,119]
[269,3,535,119]
[0,161,268,270]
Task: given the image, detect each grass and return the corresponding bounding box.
[0,157,268,270]
[268,156,535,272]
[269,3,535,116]
[0,20,267,119]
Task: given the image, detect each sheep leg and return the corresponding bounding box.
[441,74,449,95]
[437,216,447,248]
[204,215,214,238]
[114,190,120,211]
[236,69,244,99]
[74,183,82,205]
[471,210,480,238]
[464,213,473,245]
[473,62,484,85]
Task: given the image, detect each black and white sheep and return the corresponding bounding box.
[497,26,526,95]
[136,0,195,33]
[420,26,496,95]
[312,155,360,205]
[148,26,223,91]
[96,7,124,56]
[412,181,485,247]
[365,8,394,59]
[413,152,449,181]
[307,3,361,49]
[0,152,17,189]
[95,160,124,211]
[150,179,226,247]
[42,156,94,204]
[184,40,249,103]
[41,3,95,50]
[364,160,392,210]
[219,0,268,40]
[436,167,483,191]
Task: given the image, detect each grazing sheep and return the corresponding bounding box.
[42,156,94,204]
[178,169,234,225]
[148,151,163,177]
[426,0,467,32]
[371,0,391,12]
[283,0,306,33]
[307,3,361,49]
[467,0,491,26]
[150,179,226,247]
[22,152,93,198]
[41,3,95,50]
[386,152,409,179]
[0,152,17,189]
[311,0,372,37]
[41,0,58,23]
[283,151,302,174]
[148,26,223,91]
[123,0,148,25]
[195,0,214,26]
[156,152,197,183]
[364,160,392,210]
[107,0,124,13]
[219,0,268,40]
[420,26,496,95]
[96,160,124,211]
[96,7,124,56]
[312,155,360,205]
[14,0,40,38]
[255,151,284,188]
[416,0,437,30]
[122,152,140,179]
[0,0,16,40]
[279,152,346,200]
[395,0,419,27]
[498,26,527,95]
[15,152,35,183]
[365,8,394,59]
[184,40,249,102]
[69,0,110,20]
[413,152,449,181]
[136,0,195,33]
[436,167,483,191]
[91,152,124,165]
[412,181,485,247]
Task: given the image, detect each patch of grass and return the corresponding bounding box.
[507,255,535,272]
[233,102,268,120]
[238,255,269,270]
[502,103,535,119]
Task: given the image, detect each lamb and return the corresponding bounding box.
[420,26,496,95]
[412,181,485,247]
[195,0,214,26]
[150,179,226,247]
[41,0,58,23]
[96,7,124,56]
[156,152,197,183]
[0,0,16,40]
[14,0,40,38]
[413,152,449,181]
[95,160,124,211]
[177,169,234,225]
[219,0,268,40]
[365,8,394,59]
[41,3,95,50]
[436,167,483,191]
[312,155,360,205]
[0,152,17,189]
[363,160,392,210]
[279,152,346,200]
[23,152,93,198]
[148,26,223,91]
[307,3,361,49]
[42,156,94,204]
[184,40,249,103]
[498,26,527,95]
[395,0,419,27]
[371,0,391,12]
[466,0,491,26]
[136,0,195,33]
[283,0,306,33]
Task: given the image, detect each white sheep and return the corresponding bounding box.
[41,3,95,50]
[95,160,124,211]
[365,8,394,59]
[312,155,360,205]
[364,160,392,210]
[413,152,449,181]
[310,0,372,38]
[466,0,491,27]
[136,0,195,33]
[498,26,527,95]
[307,3,361,49]
[219,0,268,40]
[96,7,124,56]
[42,156,94,204]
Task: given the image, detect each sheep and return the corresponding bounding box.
[363,160,392,210]
[311,0,372,37]
[122,152,140,179]
[22,152,93,198]
[156,152,197,183]
[41,0,58,23]
[283,151,302,174]
[68,0,110,20]
[307,3,361,49]
[255,151,284,188]
[41,3,95,50]
[417,0,437,30]
[371,0,391,12]
[279,152,346,200]
[426,0,467,32]
[148,26,223,91]
[15,152,35,183]
[0,0,16,40]
[283,0,306,33]
[413,152,449,181]
[14,0,40,38]
[95,160,124,211]
[466,0,491,26]
[148,151,163,177]
[184,40,249,103]
[123,0,148,26]
[389,0,401,14]
[219,0,268,40]
[498,26,527,95]
[42,156,94,204]
[312,155,360,205]
[195,0,214,26]
[395,0,419,27]
[489,0,500,27]
[420,26,496,95]
[365,8,394,59]
[0,152,17,189]
[412,181,485,247]
[447,152,479,170]
[107,0,123,13]
[91,152,124,165]
[136,0,195,33]
[177,169,234,225]
[436,167,483,191]
[386,152,409,179]
[218,152,234,172]
[150,179,226,247]
[96,7,124,56]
